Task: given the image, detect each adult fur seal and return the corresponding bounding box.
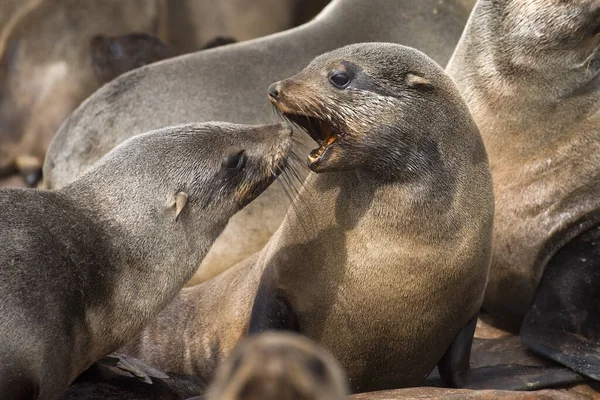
[45,0,477,284]
[0,0,168,186]
[205,332,349,400]
[447,0,600,380]
[122,43,494,393]
[0,122,291,399]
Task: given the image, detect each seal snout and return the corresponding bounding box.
[267,82,281,103]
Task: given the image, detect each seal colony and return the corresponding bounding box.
[122,43,494,393]
[0,122,291,399]
[447,0,600,379]
[44,0,477,284]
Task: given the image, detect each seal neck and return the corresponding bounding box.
[447,0,600,155]
[60,176,207,356]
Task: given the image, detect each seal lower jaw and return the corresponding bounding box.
[282,112,340,170]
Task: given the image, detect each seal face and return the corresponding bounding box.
[0,122,291,398]
[447,0,600,382]
[206,333,349,400]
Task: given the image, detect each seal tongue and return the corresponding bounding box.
[308,128,336,164]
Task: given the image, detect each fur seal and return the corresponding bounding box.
[205,332,349,400]
[447,0,600,380]
[122,43,494,393]
[0,121,291,399]
[45,0,477,285]
[0,0,168,186]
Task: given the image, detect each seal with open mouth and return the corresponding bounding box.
[44,0,477,285]
[121,43,494,393]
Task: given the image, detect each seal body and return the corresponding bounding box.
[123,43,494,393]
[0,122,291,399]
[447,0,600,381]
[206,332,349,400]
[44,0,477,284]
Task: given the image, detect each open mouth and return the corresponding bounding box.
[283,113,341,167]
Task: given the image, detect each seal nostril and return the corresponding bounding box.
[267,83,280,102]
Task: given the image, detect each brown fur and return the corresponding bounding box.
[447,0,600,330]
[122,43,494,393]
[205,333,349,400]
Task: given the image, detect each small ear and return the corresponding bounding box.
[406,73,434,90]
[169,192,188,220]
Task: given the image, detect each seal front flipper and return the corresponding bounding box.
[520,224,600,381]
[248,276,299,333]
[437,313,478,388]
[94,353,170,383]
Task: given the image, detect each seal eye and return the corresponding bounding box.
[329,71,350,88]
[223,150,247,172]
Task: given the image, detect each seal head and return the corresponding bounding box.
[269,43,454,179]
[206,333,349,400]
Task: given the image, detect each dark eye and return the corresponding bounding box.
[223,150,247,171]
[329,71,350,88]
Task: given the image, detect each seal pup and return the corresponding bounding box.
[447,0,600,380]
[0,0,167,186]
[0,122,291,399]
[122,43,494,393]
[45,0,477,285]
[205,332,349,400]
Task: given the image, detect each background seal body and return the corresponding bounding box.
[447,0,600,380]
[205,332,349,400]
[44,0,477,284]
[122,43,494,393]
[0,122,291,399]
